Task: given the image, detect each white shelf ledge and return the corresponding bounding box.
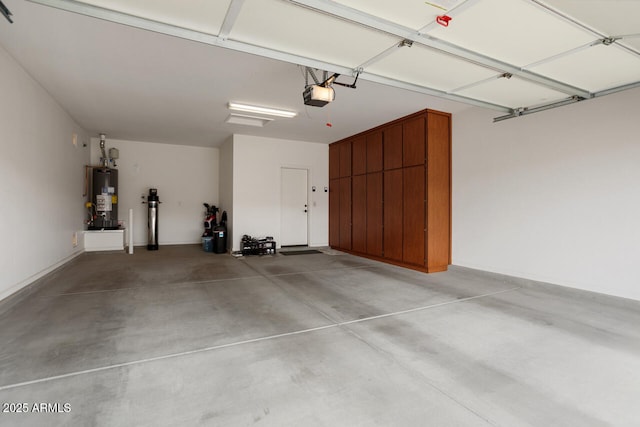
[83,229,124,252]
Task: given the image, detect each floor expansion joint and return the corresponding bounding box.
[0,286,521,391]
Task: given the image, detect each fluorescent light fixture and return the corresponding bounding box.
[225,114,273,127]
[228,102,297,118]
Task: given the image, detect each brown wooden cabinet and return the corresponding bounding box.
[366,132,383,173]
[403,165,425,266]
[366,172,383,257]
[329,168,352,250]
[403,115,426,167]
[329,144,340,180]
[352,175,366,253]
[383,169,403,261]
[328,178,340,247]
[383,124,403,170]
[338,177,352,250]
[352,136,367,176]
[426,111,451,272]
[329,109,451,273]
[339,141,352,178]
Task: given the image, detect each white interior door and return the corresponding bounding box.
[281,168,308,246]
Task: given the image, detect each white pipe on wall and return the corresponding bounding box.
[128,208,134,254]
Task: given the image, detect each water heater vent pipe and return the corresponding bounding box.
[99,133,108,167]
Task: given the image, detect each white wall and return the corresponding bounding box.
[231,135,329,251]
[453,87,640,301]
[219,137,234,250]
[0,45,89,302]
[90,139,219,246]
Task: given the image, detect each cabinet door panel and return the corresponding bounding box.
[352,136,367,176]
[426,111,451,270]
[329,179,340,247]
[352,175,366,253]
[366,132,383,173]
[339,177,352,250]
[329,144,340,180]
[339,141,352,178]
[403,115,426,167]
[366,172,383,256]
[383,169,403,261]
[403,165,425,266]
[383,124,403,170]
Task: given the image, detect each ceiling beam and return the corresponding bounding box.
[224,38,510,111]
[522,40,598,70]
[356,0,478,76]
[493,96,583,122]
[356,39,412,70]
[362,72,510,111]
[493,79,640,122]
[25,0,512,112]
[527,0,605,38]
[592,80,640,99]
[218,0,245,41]
[286,0,593,99]
[449,74,503,94]
[528,0,640,57]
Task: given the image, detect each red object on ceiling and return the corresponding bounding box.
[436,15,452,27]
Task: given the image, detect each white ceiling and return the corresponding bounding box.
[0,0,638,147]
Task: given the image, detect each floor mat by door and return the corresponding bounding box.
[280,250,323,255]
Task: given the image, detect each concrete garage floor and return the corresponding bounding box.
[1,246,639,426]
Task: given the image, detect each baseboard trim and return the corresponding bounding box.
[0,250,85,314]
[448,265,640,309]
[328,246,449,274]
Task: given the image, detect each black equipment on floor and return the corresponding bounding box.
[241,235,275,256]
[202,205,226,253]
[213,210,227,253]
[145,188,160,250]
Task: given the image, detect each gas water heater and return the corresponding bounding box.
[89,134,119,230]
[90,167,118,229]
